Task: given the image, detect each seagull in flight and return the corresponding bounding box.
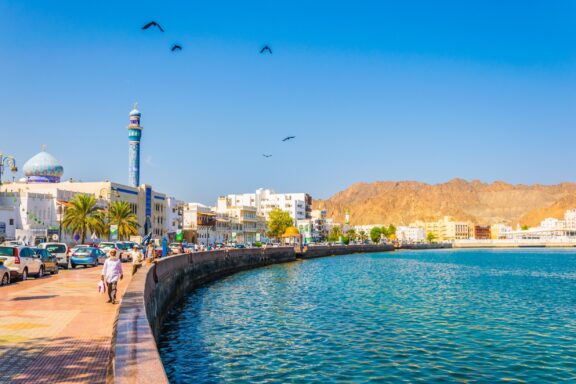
[263,154,272,158]
[171,44,182,52]
[282,136,295,142]
[142,21,165,32]
[260,45,272,54]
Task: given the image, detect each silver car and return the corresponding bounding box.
[0,260,10,285]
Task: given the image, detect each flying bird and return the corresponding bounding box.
[263,154,272,158]
[142,21,164,32]
[282,136,295,142]
[260,45,272,54]
[171,44,182,52]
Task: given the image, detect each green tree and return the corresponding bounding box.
[62,194,105,243]
[521,225,530,230]
[266,208,293,239]
[358,230,368,242]
[108,201,139,240]
[341,235,350,245]
[346,229,357,242]
[328,226,343,242]
[370,227,382,243]
[426,232,437,243]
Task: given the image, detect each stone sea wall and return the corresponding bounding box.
[108,244,394,384]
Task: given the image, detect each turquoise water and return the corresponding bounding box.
[159,249,576,383]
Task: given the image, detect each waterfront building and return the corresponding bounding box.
[491,223,513,239]
[296,219,313,244]
[310,209,329,241]
[473,225,491,240]
[183,203,216,245]
[0,148,169,242]
[166,197,184,241]
[127,103,143,188]
[396,226,426,243]
[411,216,473,241]
[216,197,264,244]
[565,209,576,229]
[224,188,312,221]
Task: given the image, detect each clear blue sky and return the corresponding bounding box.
[0,0,575,204]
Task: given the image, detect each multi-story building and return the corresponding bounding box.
[491,223,513,239]
[224,188,312,221]
[310,209,329,241]
[216,197,265,244]
[166,197,184,241]
[411,216,472,242]
[473,225,491,240]
[1,149,170,241]
[183,203,216,245]
[565,209,576,230]
[396,226,426,243]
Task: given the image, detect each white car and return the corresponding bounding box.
[0,245,44,281]
[39,242,69,269]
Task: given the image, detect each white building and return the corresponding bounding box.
[216,197,265,245]
[183,203,216,245]
[166,197,184,241]
[0,149,170,242]
[225,188,312,221]
[396,226,426,243]
[491,224,513,239]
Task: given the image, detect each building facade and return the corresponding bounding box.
[224,188,312,221]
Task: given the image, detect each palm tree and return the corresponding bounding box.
[108,201,139,240]
[62,194,106,243]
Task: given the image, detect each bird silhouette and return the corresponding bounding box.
[142,21,164,32]
[263,154,273,158]
[171,44,182,52]
[282,136,295,142]
[260,45,272,54]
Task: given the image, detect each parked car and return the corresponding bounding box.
[115,242,134,262]
[0,245,43,281]
[39,242,69,269]
[31,247,59,275]
[100,242,131,262]
[0,259,11,286]
[169,242,183,254]
[70,246,105,268]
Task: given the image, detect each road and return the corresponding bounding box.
[0,262,133,384]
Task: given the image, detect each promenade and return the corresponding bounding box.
[0,265,132,384]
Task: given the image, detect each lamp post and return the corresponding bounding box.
[0,152,18,186]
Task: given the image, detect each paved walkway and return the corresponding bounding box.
[0,263,133,384]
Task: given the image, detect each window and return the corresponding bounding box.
[9,219,14,226]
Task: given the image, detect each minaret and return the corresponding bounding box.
[128,103,143,187]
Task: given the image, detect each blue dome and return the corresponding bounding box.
[23,150,64,183]
[130,108,141,117]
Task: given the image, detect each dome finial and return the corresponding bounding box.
[41,144,47,152]
[133,102,138,110]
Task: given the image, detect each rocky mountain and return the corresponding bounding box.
[313,179,576,226]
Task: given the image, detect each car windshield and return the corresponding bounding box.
[75,247,92,253]
[0,247,15,256]
[117,243,131,250]
[45,244,66,253]
[100,243,115,249]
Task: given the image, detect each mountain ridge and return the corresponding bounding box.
[313,179,576,227]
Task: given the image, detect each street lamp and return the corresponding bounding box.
[0,152,18,186]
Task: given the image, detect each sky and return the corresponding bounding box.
[0,0,575,204]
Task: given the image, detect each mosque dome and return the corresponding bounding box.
[23,149,64,183]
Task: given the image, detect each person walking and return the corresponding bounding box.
[146,243,155,264]
[101,250,123,304]
[130,245,143,275]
